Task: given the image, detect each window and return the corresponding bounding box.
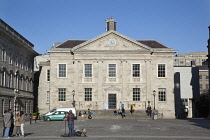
[9,73,13,88]
[9,53,12,64]
[58,88,66,101]
[206,76,209,80]
[84,64,92,77]
[20,59,23,69]
[200,84,202,90]
[133,88,140,101]
[85,88,92,101]
[47,69,50,81]
[206,84,209,89]
[47,91,50,103]
[181,99,188,106]
[2,49,6,62]
[199,75,202,80]
[58,64,66,77]
[132,64,140,77]
[109,64,116,77]
[15,56,18,66]
[25,61,28,71]
[158,88,166,101]
[158,64,166,77]
[2,71,6,87]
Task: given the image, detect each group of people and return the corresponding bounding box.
[114,108,126,118]
[78,109,93,119]
[3,109,25,139]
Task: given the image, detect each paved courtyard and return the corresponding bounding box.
[1,118,210,140]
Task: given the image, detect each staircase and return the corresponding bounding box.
[77,110,153,120]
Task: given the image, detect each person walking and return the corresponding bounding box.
[66,110,74,137]
[14,112,21,136]
[88,109,93,119]
[8,109,14,137]
[3,109,11,138]
[121,108,126,119]
[20,111,25,137]
[2,110,7,137]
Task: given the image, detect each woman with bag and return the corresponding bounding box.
[14,112,21,136]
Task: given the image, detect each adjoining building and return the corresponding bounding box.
[0,19,38,119]
[173,52,208,118]
[174,52,207,66]
[174,66,200,118]
[38,18,177,118]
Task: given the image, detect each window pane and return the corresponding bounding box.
[109,64,116,77]
[133,88,140,101]
[58,88,66,101]
[85,88,92,101]
[85,64,92,77]
[158,88,166,101]
[58,64,66,77]
[158,64,165,77]
[47,69,50,81]
[133,64,140,77]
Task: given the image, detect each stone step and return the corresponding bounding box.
[77,110,153,120]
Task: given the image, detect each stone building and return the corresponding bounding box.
[174,67,199,118]
[174,52,207,66]
[38,18,176,118]
[0,19,38,119]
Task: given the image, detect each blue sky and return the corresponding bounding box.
[0,0,210,54]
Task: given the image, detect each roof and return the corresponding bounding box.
[55,39,168,49]
[56,40,87,48]
[137,40,168,48]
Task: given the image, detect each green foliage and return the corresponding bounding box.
[32,112,37,116]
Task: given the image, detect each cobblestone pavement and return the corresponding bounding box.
[1,118,210,140]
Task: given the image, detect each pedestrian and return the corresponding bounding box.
[3,109,11,138]
[14,112,21,136]
[146,106,152,117]
[79,111,82,117]
[121,108,126,119]
[66,110,74,137]
[113,110,118,115]
[2,110,7,137]
[8,109,14,137]
[88,109,93,119]
[20,111,25,137]
[118,109,122,115]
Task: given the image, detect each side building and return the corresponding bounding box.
[0,19,38,119]
[38,18,177,118]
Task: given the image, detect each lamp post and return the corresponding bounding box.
[153,90,156,110]
[72,90,75,107]
[14,89,19,118]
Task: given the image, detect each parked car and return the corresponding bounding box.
[43,107,77,119]
[44,111,67,121]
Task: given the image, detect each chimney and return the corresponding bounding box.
[106,18,116,31]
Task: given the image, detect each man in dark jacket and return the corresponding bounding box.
[66,110,74,137]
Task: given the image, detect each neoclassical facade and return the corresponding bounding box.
[38,18,176,118]
[0,19,38,119]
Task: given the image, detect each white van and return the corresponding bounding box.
[44,107,77,119]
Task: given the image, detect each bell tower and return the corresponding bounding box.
[106,18,116,31]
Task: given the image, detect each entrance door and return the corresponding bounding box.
[108,94,116,109]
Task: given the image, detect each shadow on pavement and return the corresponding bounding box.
[185,118,210,130]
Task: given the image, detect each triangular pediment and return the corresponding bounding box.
[71,31,152,52]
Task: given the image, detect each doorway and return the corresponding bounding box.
[108,94,116,109]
